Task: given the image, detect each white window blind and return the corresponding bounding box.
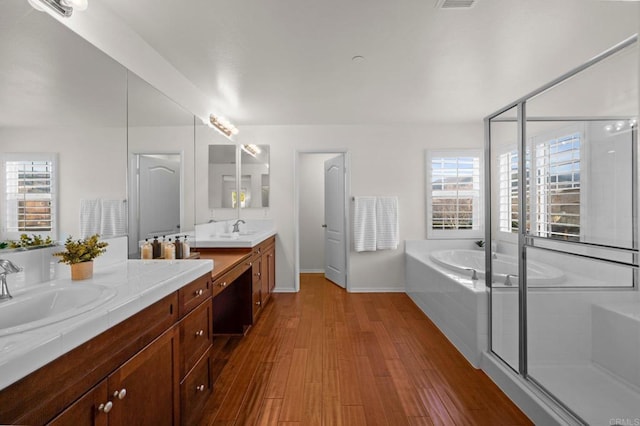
[498,150,519,234]
[427,151,482,238]
[534,133,581,241]
[498,131,581,241]
[3,155,56,238]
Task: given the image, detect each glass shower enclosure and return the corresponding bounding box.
[485,36,639,425]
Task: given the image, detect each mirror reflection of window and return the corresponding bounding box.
[1,153,57,241]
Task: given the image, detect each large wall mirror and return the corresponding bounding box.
[201,143,270,218]
[239,145,270,209]
[0,1,197,259]
[0,2,127,243]
[127,72,195,257]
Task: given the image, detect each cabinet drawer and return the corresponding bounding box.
[180,350,212,426]
[179,273,211,317]
[212,260,250,298]
[179,300,212,378]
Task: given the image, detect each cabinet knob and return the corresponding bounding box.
[219,281,227,287]
[195,329,204,337]
[98,401,113,413]
[194,288,204,297]
[196,384,205,392]
[247,262,252,267]
[113,388,127,400]
[255,300,261,306]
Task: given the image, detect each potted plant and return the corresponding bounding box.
[53,234,108,280]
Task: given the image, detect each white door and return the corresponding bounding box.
[138,155,181,239]
[324,155,346,288]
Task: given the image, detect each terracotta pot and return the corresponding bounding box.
[70,261,94,281]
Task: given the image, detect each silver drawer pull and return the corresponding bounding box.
[219,281,227,287]
[195,329,204,337]
[194,288,204,297]
[196,384,205,392]
[113,388,127,400]
[255,300,261,306]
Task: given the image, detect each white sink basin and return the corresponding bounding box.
[0,284,117,336]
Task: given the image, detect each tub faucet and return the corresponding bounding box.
[492,252,498,260]
[504,274,518,287]
[464,268,478,281]
[232,219,246,233]
[0,259,23,302]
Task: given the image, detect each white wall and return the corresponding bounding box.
[299,153,335,272]
[0,127,127,240]
[50,6,484,291]
[234,124,484,292]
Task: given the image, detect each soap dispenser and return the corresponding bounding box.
[141,239,153,260]
[175,236,183,259]
[183,235,191,258]
[164,238,175,260]
[152,236,161,259]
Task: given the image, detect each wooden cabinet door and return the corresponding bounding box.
[107,327,178,426]
[251,256,262,319]
[47,380,109,426]
[266,245,276,295]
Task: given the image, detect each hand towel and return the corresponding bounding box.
[353,196,377,252]
[80,199,101,238]
[100,200,127,237]
[376,196,399,250]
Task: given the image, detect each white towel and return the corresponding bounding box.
[100,200,127,237]
[353,196,377,252]
[376,197,399,250]
[80,199,101,238]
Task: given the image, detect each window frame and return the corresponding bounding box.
[1,153,58,241]
[425,149,484,239]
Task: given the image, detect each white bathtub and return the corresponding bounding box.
[405,243,489,367]
[430,249,565,286]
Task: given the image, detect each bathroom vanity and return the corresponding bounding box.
[199,234,276,335]
[0,233,276,425]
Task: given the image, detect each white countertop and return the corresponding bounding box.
[0,259,213,390]
[194,229,276,248]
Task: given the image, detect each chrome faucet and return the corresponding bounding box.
[232,219,246,233]
[464,268,478,280]
[504,274,518,287]
[0,259,23,302]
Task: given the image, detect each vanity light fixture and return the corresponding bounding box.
[29,0,88,17]
[209,114,239,138]
[241,144,261,158]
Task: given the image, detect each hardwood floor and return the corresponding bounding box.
[198,273,532,426]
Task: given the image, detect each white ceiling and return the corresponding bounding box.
[100,0,639,126]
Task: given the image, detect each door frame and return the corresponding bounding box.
[294,150,351,292]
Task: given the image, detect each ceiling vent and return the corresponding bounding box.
[435,0,476,9]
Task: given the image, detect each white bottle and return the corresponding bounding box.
[183,235,191,258]
[164,238,176,260]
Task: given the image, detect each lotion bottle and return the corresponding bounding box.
[175,236,183,259]
[183,235,191,258]
[164,238,176,260]
[152,236,161,258]
[141,239,153,260]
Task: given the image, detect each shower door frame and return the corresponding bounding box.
[483,34,639,423]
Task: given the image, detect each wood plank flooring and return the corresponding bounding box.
[198,273,532,426]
